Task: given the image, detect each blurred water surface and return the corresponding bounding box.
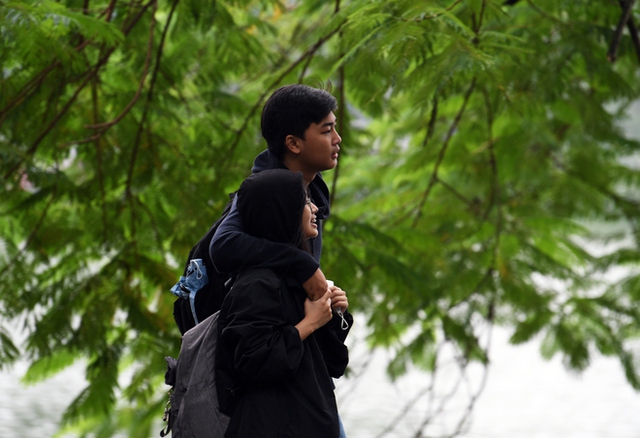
[339,323,640,438]
[3,322,640,438]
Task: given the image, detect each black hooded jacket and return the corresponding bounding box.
[209,150,330,282]
[215,170,351,438]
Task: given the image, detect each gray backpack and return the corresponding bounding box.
[161,311,230,437]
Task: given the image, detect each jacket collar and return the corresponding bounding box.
[251,150,331,220]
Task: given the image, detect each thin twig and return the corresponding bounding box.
[121,0,172,256]
[447,328,492,437]
[90,70,108,244]
[85,0,157,129]
[482,87,498,222]
[123,1,158,210]
[330,67,345,209]
[408,0,465,22]
[124,0,176,197]
[0,185,57,278]
[449,266,495,313]
[330,0,345,209]
[445,89,503,309]
[412,77,477,228]
[421,94,439,149]
[476,0,487,33]
[375,345,444,438]
[298,50,315,83]
[436,176,483,216]
[411,342,470,438]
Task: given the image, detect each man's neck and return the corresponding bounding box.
[282,156,315,186]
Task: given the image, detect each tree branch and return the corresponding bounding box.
[412,77,477,228]
[471,0,487,35]
[374,346,442,437]
[0,0,117,123]
[2,0,157,181]
[619,0,640,64]
[124,0,175,196]
[608,0,637,63]
[446,331,492,437]
[437,176,484,216]
[3,50,114,181]
[410,340,483,438]
[0,39,93,124]
[122,0,171,250]
[85,0,157,129]
[445,90,503,312]
[482,87,499,222]
[103,0,117,21]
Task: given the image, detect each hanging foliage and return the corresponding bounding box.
[2,0,640,436]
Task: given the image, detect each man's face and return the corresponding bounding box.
[293,112,341,174]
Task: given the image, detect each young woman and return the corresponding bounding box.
[215,169,352,438]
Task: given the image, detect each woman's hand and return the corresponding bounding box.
[295,290,333,340]
[328,284,348,312]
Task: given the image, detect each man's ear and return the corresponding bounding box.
[285,135,302,155]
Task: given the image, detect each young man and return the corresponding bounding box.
[209,84,347,437]
[209,84,341,300]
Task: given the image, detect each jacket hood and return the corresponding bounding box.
[237,169,306,247]
[251,149,331,221]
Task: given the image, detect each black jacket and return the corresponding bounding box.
[209,150,331,282]
[216,268,352,438]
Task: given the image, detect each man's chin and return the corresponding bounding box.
[323,161,339,171]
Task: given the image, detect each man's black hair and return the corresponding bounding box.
[261,84,338,159]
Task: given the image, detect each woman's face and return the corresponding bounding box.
[302,197,319,239]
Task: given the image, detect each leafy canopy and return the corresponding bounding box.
[2,0,640,436]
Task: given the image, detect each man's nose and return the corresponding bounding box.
[333,131,342,145]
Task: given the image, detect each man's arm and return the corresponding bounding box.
[210,196,323,294]
[302,268,328,301]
